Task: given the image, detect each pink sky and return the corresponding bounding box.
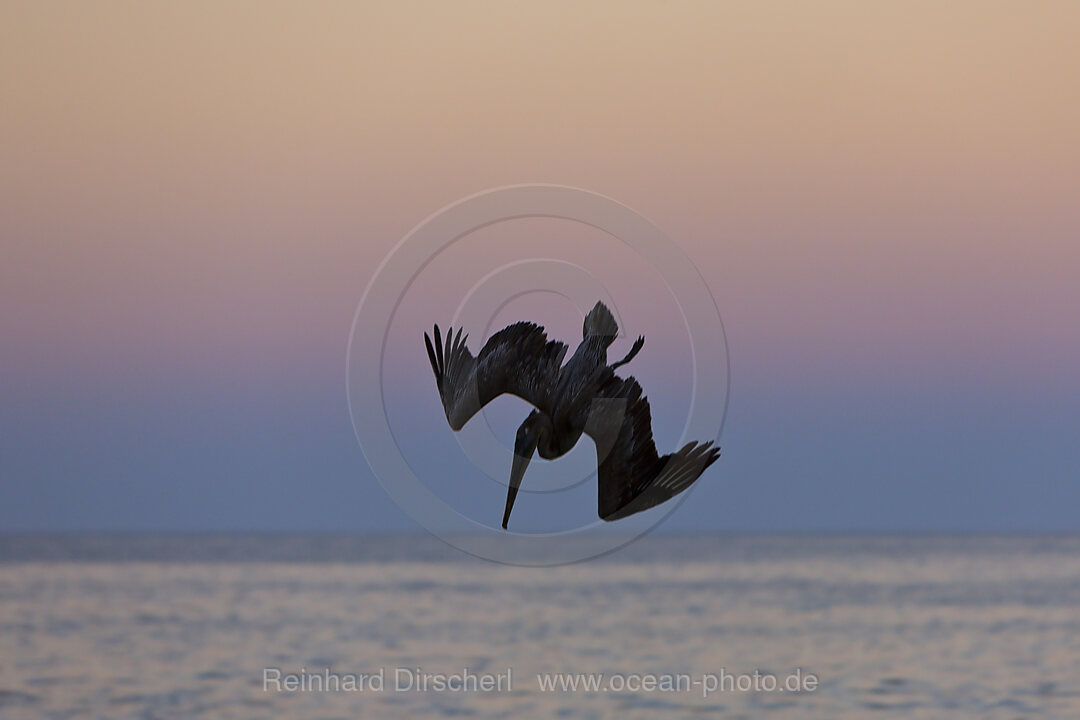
[2,2,1079,532]
[3,2,1077,400]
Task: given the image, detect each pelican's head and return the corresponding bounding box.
[503,410,549,529]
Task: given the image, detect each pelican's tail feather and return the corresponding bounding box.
[583,301,618,344]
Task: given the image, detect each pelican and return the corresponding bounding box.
[424,301,720,529]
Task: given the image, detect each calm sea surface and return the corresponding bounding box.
[1,534,1078,719]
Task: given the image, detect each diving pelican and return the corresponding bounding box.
[424,301,720,529]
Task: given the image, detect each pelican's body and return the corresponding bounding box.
[533,327,608,459]
[424,301,719,528]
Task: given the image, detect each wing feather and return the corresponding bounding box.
[425,321,567,430]
[583,374,720,521]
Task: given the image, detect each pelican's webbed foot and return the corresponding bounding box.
[611,335,645,371]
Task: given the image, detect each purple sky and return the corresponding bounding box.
[2,2,1078,532]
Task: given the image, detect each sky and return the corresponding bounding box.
[2,1,1078,533]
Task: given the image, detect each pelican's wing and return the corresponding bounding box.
[424,321,567,431]
[583,374,720,521]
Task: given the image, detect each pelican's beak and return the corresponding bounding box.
[503,422,539,529]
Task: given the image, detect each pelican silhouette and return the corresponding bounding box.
[424,301,720,529]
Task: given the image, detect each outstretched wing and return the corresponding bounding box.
[424,321,567,431]
[583,373,720,521]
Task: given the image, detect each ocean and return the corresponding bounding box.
[1,534,1078,719]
